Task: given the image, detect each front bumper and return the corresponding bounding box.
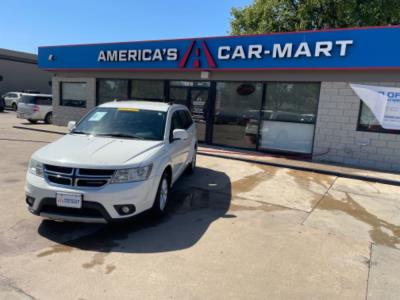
[25,172,159,223]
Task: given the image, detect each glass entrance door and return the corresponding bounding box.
[168,81,210,142]
[188,88,209,142]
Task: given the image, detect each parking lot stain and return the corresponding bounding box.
[318,192,400,248]
[105,264,116,274]
[82,253,108,269]
[287,169,335,189]
[37,244,74,257]
[232,166,277,195]
[171,188,211,213]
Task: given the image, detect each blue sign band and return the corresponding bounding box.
[38,26,400,71]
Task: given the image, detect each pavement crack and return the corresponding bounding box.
[365,243,373,300]
[0,137,49,143]
[0,275,36,300]
[301,176,338,225]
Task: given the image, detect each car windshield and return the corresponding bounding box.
[72,107,167,140]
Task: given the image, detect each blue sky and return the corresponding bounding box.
[0,0,251,54]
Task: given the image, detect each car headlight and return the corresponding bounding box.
[28,159,44,177]
[111,164,153,183]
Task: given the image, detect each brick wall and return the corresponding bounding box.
[52,77,95,126]
[313,82,400,172]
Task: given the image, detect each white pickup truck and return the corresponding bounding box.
[25,101,197,223]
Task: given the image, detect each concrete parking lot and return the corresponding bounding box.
[0,110,400,300]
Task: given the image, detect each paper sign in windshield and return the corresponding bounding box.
[89,111,107,121]
[350,84,400,130]
[118,108,140,112]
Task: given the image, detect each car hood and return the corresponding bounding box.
[32,134,163,168]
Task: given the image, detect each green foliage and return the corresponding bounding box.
[230,0,400,34]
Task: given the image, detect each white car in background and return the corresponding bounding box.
[17,94,53,124]
[2,92,23,111]
[25,101,197,223]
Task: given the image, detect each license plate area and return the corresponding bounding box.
[56,192,82,209]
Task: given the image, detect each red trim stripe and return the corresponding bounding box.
[201,40,216,68]
[178,40,195,68]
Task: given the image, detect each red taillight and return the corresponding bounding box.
[33,105,40,112]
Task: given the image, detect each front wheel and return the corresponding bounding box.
[12,103,17,111]
[151,172,170,217]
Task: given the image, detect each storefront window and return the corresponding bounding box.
[61,82,87,108]
[98,79,128,105]
[130,80,164,100]
[260,82,320,153]
[213,82,263,149]
[169,87,188,105]
[358,103,400,134]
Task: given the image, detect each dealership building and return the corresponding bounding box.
[38,26,400,172]
[0,48,51,95]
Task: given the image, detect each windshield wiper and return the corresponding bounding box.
[95,133,145,140]
[71,130,89,135]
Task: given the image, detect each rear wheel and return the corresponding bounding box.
[28,119,37,124]
[151,171,170,217]
[12,103,17,111]
[44,112,53,124]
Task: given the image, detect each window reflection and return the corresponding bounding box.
[130,80,164,100]
[213,82,263,149]
[259,82,320,153]
[98,79,128,105]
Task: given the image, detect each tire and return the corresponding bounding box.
[28,119,37,124]
[186,147,197,175]
[44,112,53,124]
[12,103,17,111]
[151,171,170,217]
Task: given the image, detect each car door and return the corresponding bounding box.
[168,110,189,181]
[178,109,195,163]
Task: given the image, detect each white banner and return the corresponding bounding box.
[350,84,400,130]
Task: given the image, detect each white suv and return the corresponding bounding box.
[25,101,197,223]
[17,94,53,124]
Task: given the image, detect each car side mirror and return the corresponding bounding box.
[67,121,76,132]
[172,129,188,141]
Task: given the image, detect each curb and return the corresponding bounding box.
[13,126,66,136]
[198,151,400,187]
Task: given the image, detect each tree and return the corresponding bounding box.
[230,0,400,34]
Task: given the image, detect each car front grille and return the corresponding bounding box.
[44,164,115,188]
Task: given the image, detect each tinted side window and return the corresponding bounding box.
[171,111,184,131]
[184,110,193,127]
[20,96,35,104]
[35,97,52,105]
[169,111,185,141]
[178,110,193,129]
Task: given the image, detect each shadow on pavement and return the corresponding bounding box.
[37,166,232,254]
